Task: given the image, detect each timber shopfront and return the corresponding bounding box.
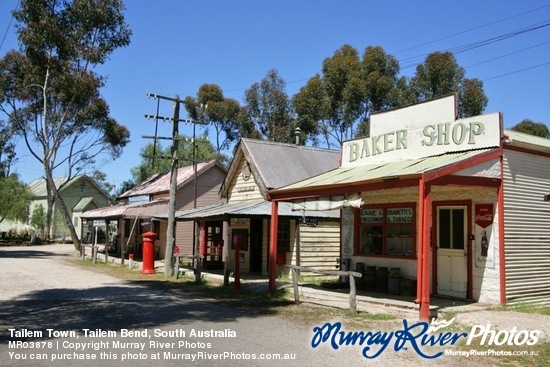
[268,95,550,320]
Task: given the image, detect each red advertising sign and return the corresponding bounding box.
[475,204,494,228]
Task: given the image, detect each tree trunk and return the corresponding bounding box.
[45,171,81,250]
[45,178,53,241]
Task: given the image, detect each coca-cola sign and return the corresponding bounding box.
[475,204,494,228]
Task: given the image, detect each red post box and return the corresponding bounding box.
[141,231,157,274]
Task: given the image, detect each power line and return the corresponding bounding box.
[182,5,550,100]
[465,40,550,68]
[225,18,550,99]
[0,0,19,51]
[400,20,550,69]
[392,4,550,55]
[483,61,550,82]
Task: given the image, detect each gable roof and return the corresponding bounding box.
[118,160,226,199]
[73,197,97,212]
[223,138,341,198]
[27,175,109,200]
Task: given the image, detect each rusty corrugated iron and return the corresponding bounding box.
[118,160,215,199]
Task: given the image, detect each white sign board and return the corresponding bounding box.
[341,207,354,259]
[342,95,501,167]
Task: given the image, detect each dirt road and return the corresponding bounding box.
[0,243,547,366]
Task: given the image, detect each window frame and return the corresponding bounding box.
[437,206,466,250]
[354,203,417,259]
[277,218,291,253]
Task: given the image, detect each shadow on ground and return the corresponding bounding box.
[0,277,291,343]
[0,249,68,259]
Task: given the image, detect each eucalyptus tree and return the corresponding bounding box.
[0,0,131,248]
[183,84,240,156]
[319,45,364,146]
[361,46,401,114]
[409,51,488,117]
[0,120,17,178]
[292,75,327,146]
[0,174,33,226]
[243,69,296,143]
[130,137,221,186]
[294,45,402,145]
[511,119,550,138]
[356,45,403,137]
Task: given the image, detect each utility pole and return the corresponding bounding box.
[144,93,206,278]
[166,95,180,277]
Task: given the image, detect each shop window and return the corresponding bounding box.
[356,205,415,258]
[277,219,291,253]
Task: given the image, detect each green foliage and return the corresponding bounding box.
[243,69,295,143]
[130,136,221,184]
[410,51,465,99]
[30,204,46,234]
[459,78,488,118]
[293,45,406,145]
[361,46,401,113]
[91,170,115,198]
[511,119,550,138]
[0,175,33,223]
[184,84,241,153]
[293,47,489,144]
[3,0,132,170]
[0,120,17,177]
[409,51,488,117]
[320,45,364,144]
[292,75,327,146]
[115,179,136,198]
[0,0,132,249]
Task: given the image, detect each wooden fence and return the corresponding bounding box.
[286,265,362,314]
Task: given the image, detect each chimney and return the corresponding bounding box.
[294,127,302,145]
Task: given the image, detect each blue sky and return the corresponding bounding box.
[1,0,550,190]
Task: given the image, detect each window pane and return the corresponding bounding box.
[439,209,451,249]
[452,209,465,249]
[277,219,290,252]
[359,226,383,254]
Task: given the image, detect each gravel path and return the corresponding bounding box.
[1,243,548,366]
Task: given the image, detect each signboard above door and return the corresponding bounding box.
[342,95,502,167]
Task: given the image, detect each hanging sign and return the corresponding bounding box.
[341,207,354,258]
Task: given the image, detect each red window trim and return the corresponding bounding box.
[354,202,417,259]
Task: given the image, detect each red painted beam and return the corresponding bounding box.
[269,201,279,294]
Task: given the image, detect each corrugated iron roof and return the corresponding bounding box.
[504,129,550,154]
[152,200,339,221]
[118,160,219,198]
[270,149,497,195]
[27,175,92,197]
[81,199,168,219]
[241,139,341,190]
[73,197,95,212]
